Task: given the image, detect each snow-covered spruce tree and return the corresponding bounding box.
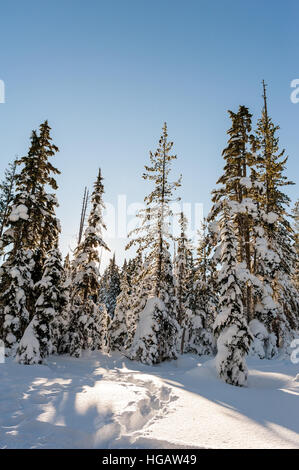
[98,303,111,352]
[98,254,121,318]
[109,260,131,351]
[126,255,140,284]
[173,212,195,354]
[17,121,61,284]
[63,253,72,280]
[214,203,252,387]
[273,223,299,346]
[186,220,216,356]
[126,123,181,365]
[206,102,284,359]
[0,159,17,241]
[247,177,280,359]
[123,253,151,351]
[0,249,34,353]
[209,105,257,323]
[68,168,110,357]
[44,251,73,355]
[254,82,298,347]
[16,245,68,364]
[0,122,60,351]
[55,255,72,354]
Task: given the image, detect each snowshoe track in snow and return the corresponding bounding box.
[111,372,176,435]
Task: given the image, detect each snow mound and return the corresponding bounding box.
[185,358,218,381]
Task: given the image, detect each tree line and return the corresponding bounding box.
[0,83,298,387]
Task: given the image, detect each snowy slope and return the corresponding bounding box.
[0,352,298,449]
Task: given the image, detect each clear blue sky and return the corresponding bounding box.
[0,0,298,267]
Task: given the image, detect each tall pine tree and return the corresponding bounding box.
[16,244,68,364]
[98,254,121,318]
[186,220,216,356]
[126,123,181,364]
[214,203,252,387]
[0,122,60,351]
[0,159,17,241]
[254,82,298,346]
[68,169,110,357]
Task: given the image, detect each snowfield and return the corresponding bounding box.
[0,352,299,449]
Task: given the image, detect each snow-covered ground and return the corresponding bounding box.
[0,352,299,449]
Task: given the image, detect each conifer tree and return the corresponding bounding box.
[16,245,68,364]
[209,105,257,322]
[126,123,181,364]
[186,221,216,355]
[109,260,131,351]
[123,253,149,351]
[13,122,60,282]
[0,159,17,240]
[254,82,298,345]
[245,178,279,358]
[98,303,111,352]
[63,253,72,279]
[0,249,34,351]
[0,122,60,350]
[50,252,73,355]
[207,100,292,360]
[68,169,110,357]
[173,212,194,354]
[98,254,121,318]
[214,203,252,387]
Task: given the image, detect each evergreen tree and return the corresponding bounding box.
[207,96,298,359]
[173,212,194,354]
[126,123,180,364]
[98,303,111,352]
[63,253,72,279]
[52,252,72,354]
[123,253,149,351]
[247,179,280,358]
[13,122,60,282]
[0,159,17,241]
[98,254,121,318]
[186,221,216,356]
[254,82,298,345]
[68,169,110,357]
[209,105,257,322]
[214,203,252,387]
[109,260,131,351]
[0,122,60,350]
[16,246,68,364]
[0,249,34,351]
